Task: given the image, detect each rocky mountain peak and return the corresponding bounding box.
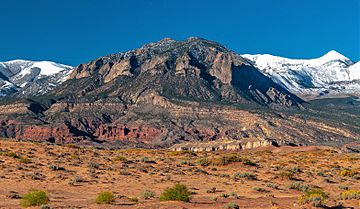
[63,37,303,108]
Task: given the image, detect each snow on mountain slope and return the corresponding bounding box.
[0,60,73,97]
[242,51,360,98]
[348,61,360,80]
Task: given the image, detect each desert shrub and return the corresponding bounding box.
[142,190,155,199]
[140,156,150,163]
[179,160,194,166]
[19,157,31,164]
[339,169,357,178]
[338,185,349,190]
[69,175,84,185]
[128,197,139,203]
[266,183,280,190]
[223,202,239,209]
[353,175,360,180]
[289,182,310,192]
[196,158,211,166]
[317,171,326,177]
[96,191,114,204]
[88,162,100,169]
[39,205,51,209]
[229,192,238,198]
[159,183,191,202]
[253,187,268,192]
[242,158,257,166]
[114,156,128,162]
[206,187,217,193]
[233,172,257,180]
[220,193,229,198]
[70,154,80,160]
[219,173,230,178]
[0,151,19,158]
[20,190,49,207]
[48,164,65,171]
[270,164,284,171]
[65,144,78,149]
[211,154,243,166]
[277,170,295,180]
[299,189,328,207]
[340,190,360,200]
[168,150,197,156]
[119,169,131,175]
[290,166,302,173]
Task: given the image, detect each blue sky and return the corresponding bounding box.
[0,0,359,65]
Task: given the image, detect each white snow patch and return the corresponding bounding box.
[31,61,72,76]
[348,61,360,80]
[20,82,28,88]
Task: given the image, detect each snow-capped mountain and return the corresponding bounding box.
[242,51,360,99]
[0,60,72,97]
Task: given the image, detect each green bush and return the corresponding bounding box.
[140,156,150,163]
[339,169,357,178]
[242,158,257,166]
[19,157,31,164]
[159,183,191,202]
[211,154,243,166]
[233,172,257,180]
[0,151,19,158]
[338,185,349,190]
[299,189,328,207]
[95,191,114,204]
[253,187,268,192]
[340,190,360,200]
[142,190,155,199]
[20,190,49,207]
[129,197,139,203]
[196,158,210,166]
[277,170,295,180]
[289,182,310,192]
[223,202,239,209]
[266,183,280,190]
[114,156,128,162]
[206,187,217,193]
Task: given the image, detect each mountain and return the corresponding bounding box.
[242,51,360,99]
[52,37,303,108]
[0,60,73,97]
[0,38,359,151]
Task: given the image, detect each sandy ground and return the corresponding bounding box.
[0,139,359,209]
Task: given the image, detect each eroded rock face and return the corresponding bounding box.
[21,125,75,143]
[0,37,358,149]
[62,37,303,108]
[94,124,166,142]
[170,139,275,152]
[0,103,32,114]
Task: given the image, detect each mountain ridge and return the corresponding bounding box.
[0,60,72,97]
[242,50,359,99]
[0,37,359,151]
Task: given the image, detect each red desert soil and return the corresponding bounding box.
[0,139,359,209]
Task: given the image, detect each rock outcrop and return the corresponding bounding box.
[170,139,275,152]
[0,37,359,149]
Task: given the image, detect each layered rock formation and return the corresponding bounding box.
[0,37,359,150]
